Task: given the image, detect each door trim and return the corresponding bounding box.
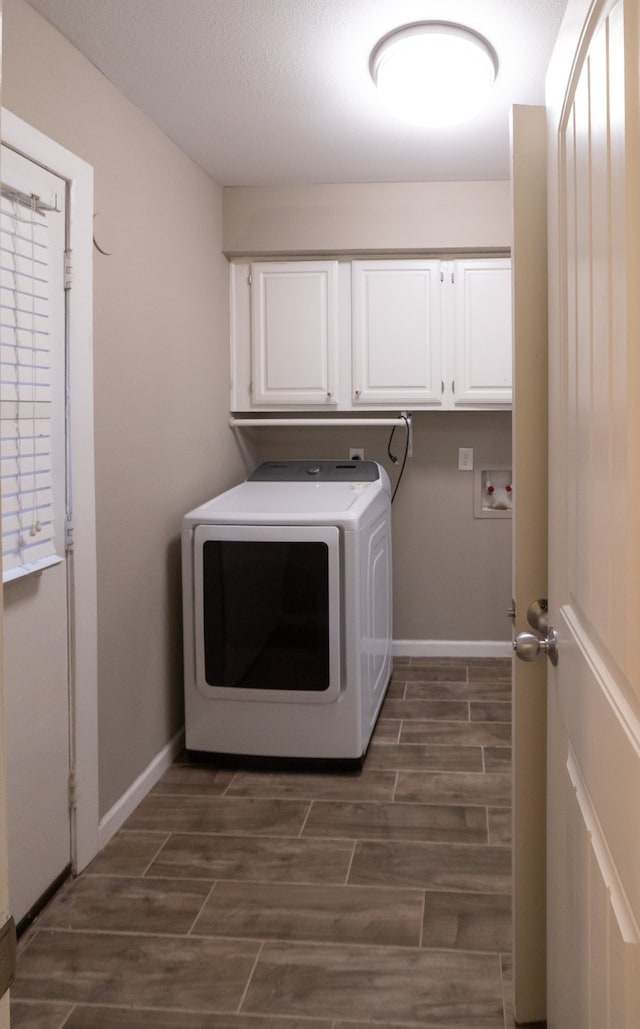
[510,104,549,1022]
[2,108,99,872]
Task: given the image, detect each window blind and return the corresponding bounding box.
[0,189,63,581]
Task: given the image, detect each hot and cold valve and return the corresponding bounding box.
[484,475,513,511]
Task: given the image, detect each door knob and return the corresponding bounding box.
[513,627,558,666]
[526,599,548,634]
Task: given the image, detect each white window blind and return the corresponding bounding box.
[0,182,64,581]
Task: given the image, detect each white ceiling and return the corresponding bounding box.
[25,0,567,187]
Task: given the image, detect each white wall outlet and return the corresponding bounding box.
[458,447,474,471]
[349,448,364,461]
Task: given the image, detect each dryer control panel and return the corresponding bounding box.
[249,460,379,482]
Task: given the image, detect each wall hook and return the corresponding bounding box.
[93,213,113,255]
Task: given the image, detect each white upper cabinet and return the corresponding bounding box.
[230,256,512,411]
[450,258,512,406]
[250,261,339,406]
[352,261,443,406]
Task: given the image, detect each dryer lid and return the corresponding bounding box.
[188,480,375,519]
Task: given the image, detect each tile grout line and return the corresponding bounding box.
[58,1004,75,1029]
[139,831,173,878]
[186,879,218,936]
[297,799,315,838]
[418,888,426,949]
[222,768,240,797]
[343,840,358,886]
[234,938,265,1017]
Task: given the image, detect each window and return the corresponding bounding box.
[0,147,66,581]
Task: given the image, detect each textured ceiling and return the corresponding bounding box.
[25,0,567,186]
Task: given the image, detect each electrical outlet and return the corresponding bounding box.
[458,447,473,471]
[349,448,364,461]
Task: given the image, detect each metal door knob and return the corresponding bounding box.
[513,627,559,666]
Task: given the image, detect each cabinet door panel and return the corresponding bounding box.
[251,261,338,406]
[352,261,442,406]
[452,258,512,405]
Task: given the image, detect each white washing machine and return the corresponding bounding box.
[182,459,392,761]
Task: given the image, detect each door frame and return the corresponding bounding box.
[1,108,99,873]
[510,104,549,1023]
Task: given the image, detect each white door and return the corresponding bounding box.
[544,0,640,1023]
[1,145,72,926]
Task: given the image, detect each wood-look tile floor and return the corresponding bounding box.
[12,658,523,1029]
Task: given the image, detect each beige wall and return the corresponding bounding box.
[223,181,511,255]
[3,0,245,815]
[224,183,513,643]
[239,412,512,642]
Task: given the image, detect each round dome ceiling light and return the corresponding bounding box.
[370,21,499,128]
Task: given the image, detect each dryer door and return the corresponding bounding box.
[193,523,341,703]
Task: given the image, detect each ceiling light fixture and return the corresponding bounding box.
[370,21,498,128]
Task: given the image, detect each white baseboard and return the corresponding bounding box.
[98,728,185,850]
[393,639,512,659]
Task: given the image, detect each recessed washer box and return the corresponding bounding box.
[474,465,512,519]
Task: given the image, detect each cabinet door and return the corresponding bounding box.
[250,261,338,406]
[450,258,512,406]
[352,261,443,406]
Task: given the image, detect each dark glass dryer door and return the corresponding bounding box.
[193,523,341,703]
